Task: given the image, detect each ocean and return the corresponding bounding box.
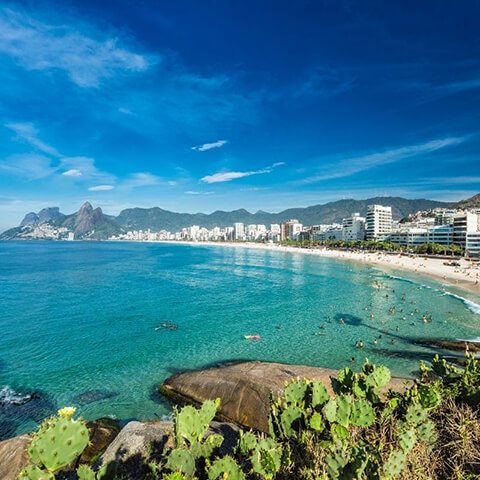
[1,240,479,438]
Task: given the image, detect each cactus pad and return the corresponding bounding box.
[28,416,89,473]
[208,456,246,480]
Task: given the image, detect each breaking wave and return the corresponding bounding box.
[0,386,32,406]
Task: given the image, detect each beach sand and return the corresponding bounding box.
[160,240,480,296]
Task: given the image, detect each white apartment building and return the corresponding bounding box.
[388,228,428,247]
[366,205,393,240]
[342,213,366,241]
[453,212,480,248]
[233,222,245,241]
[281,219,303,241]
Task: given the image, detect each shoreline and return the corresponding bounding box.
[158,240,480,297]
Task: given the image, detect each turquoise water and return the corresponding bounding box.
[1,241,479,438]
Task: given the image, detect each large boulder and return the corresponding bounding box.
[160,361,408,432]
[0,434,31,480]
[98,420,172,469]
[80,417,121,464]
[97,420,237,479]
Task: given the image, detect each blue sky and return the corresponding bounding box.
[0,1,479,229]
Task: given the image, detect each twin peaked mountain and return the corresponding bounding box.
[2,195,476,240]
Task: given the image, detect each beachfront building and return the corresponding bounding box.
[388,227,428,247]
[434,209,458,226]
[234,222,245,241]
[366,205,393,240]
[427,225,454,245]
[281,219,303,241]
[466,232,480,257]
[342,213,366,241]
[452,212,480,247]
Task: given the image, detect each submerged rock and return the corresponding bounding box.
[72,389,119,406]
[0,388,56,440]
[160,361,408,432]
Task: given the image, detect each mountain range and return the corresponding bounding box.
[1,194,478,241]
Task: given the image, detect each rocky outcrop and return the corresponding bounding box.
[98,421,173,469]
[97,419,238,478]
[80,418,121,464]
[0,434,31,480]
[160,361,409,432]
[20,207,64,226]
[413,338,480,352]
[20,212,39,226]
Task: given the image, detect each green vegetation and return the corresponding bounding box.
[280,239,464,256]
[18,355,480,479]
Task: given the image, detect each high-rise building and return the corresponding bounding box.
[281,219,302,241]
[233,222,245,241]
[453,212,480,255]
[342,213,366,241]
[365,205,393,240]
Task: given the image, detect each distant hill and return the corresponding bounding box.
[1,195,464,240]
[454,193,480,210]
[115,197,450,231]
[0,202,124,240]
[20,207,64,226]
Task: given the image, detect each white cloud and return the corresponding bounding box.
[62,168,82,177]
[5,122,61,157]
[185,190,213,195]
[201,162,285,184]
[301,137,466,184]
[192,140,228,152]
[122,172,161,189]
[0,7,156,88]
[0,154,56,179]
[59,156,114,182]
[88,184,114,191]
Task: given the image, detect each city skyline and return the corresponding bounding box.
[1,1,480,231]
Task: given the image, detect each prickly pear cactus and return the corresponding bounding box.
[323,398,337,423]
[311,381,329,408]
[405,404,428,425]
[417,384,441,409]
[166,448,196,477]
[309,411,325,431]
[283,380,308,406]
[399,428,416,453]
[175,399,220,446]
[190,433,223,459]
[76,464,96,480]
[416,419,436,444]
[17,465,54,480]
[27,408,89,473]
[280,405,303,437]
[383,448,407,477]
[350,399,375,427]
[250,437,282,479]
[238,431,258,455]
[335,395,353,427]
[365,364,391,391]
[208,456,246,480]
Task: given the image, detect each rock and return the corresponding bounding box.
[97,419,238,478]
[413,338,480,352]
[160,361,408,432]
[73,390,119,406]
[79,418,121,464]
[98,420,173,472]
[0,434,31,480]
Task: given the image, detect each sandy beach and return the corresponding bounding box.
[160,240,480,296]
